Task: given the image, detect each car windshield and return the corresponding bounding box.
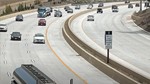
[88,16,94,18]
[0,24,6,26]
[35,34,44,37]
[112,6,118,9]
[39,19,45,21]
[12,32,20,35]
[17,15,22,18]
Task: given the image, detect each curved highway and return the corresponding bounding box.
[71,3,150,80]
[0,3,120,84]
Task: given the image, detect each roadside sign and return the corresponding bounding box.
[105,31,112,49]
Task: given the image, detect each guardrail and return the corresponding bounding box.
[62,3,150,84]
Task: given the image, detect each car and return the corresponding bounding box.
[38,19,46,26]
[125,0,130,3]
[145,1,149,7]
[45,7,51,16]
[54,10,62,17]
[128,4,133,8]
[67,8,73,13]
[0,23,7,32]
[87,4,93,9]
[98,3,104,7]
[135,3,139,7]
[33,33,45,44]
[49,7,53,12]
[112,5,118,12]
[97,8,103,13]
[65,6,70,11]
[54,7,60,11]
[16,15,23,21]
[10,32,21,40]
[87,15,94,21]
[75,4,80,9]
[64,6,69,10]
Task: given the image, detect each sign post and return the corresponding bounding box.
[105,31,112,63]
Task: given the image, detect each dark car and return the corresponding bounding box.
[64,6,70,11]
[135,3,139,7]
[16,15,23,21]
[11,32,21,40]
[54,10,62,17]
[112,5,118,12]
[125,0,130,3]
[75,4,80,9]
[38,19,46,26]
[145,2,149,7]
[65,6,70,11]
[97,8,103,13]
[98,3,104,7]
[50,7,53,12]
[67,8,73,13]
[128,4,133,8]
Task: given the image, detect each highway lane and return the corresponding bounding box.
[0,3,120,84]
[71,3,150,78]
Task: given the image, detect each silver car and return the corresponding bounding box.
[33,33,45,44]
[0,23,7,32]
[67,8,73,13]
[87,15,94,21]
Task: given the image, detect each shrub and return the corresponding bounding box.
[5,5,12,14]
[18,4,24,11]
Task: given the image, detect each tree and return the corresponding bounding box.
[5,5,12,14]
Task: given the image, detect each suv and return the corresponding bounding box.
[97,8,103,13]
[112,5,118,12]
[75,4,80,9]
[128,4,133,8]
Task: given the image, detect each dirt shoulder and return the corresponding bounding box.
[132,8,150,32]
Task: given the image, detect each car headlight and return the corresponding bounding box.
[18,36,21,38]
[11,36,14,38]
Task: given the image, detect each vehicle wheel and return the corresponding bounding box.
[5,30,7,32]
[60,15,62,17]
[54,15,56,17]
[20,38,21,40]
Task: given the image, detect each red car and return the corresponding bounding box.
[38,19,46,26]
[135,3,139,7]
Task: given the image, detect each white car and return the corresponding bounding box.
[87,15,94,21]
[0,23,7,32]
[33,33,45,44]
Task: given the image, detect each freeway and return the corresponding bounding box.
[0,3,121,84]
[71,2,150,80]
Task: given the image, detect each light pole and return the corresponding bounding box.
[140,0,142,11]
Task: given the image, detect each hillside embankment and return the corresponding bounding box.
[132,8,150,32]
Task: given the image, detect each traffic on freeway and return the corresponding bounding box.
[0,2,127,84]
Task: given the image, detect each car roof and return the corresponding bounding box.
[88,15,94,17]
[35,33,43,35]
[12,32,21,34]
